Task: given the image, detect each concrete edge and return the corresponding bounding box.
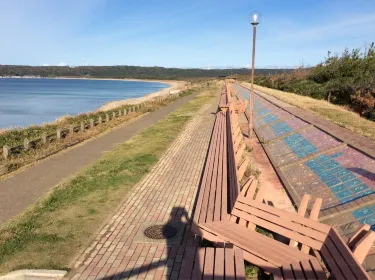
[0,270,67,280]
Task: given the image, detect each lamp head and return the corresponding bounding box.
[250,12,261,25]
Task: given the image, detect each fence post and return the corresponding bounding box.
[3,145,10,159]
[81,122,85,132]
[42,133,47,144]
[90,119,94,128]
[57,128,62,140]
[24,138,30,150]
[113,112,116,119]
[118,110,122,117]
[106,113,110,123]
[69,125,75,135]
[124,109,127,115]
[98,116,102,124]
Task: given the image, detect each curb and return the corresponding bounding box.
[0,270,67,280]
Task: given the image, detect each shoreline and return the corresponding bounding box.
[0,78,186,133]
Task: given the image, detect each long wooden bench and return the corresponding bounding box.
[179,246,245,279]
[191,83,372,279]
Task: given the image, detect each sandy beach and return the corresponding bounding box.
[96,79,186,111]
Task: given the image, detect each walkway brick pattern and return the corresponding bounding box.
[71,103,216,280]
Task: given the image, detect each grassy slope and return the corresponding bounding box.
[0,84,218,274]
[242,83,375,141]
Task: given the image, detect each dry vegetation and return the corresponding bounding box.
[242,82,375,141]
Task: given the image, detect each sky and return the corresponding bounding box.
[1,0,375,69]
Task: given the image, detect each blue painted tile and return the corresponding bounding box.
[340,197,355,204]
[329,166,347,175]
[336,189,352,200]
[358,215,375,226]
[326,178,341,187]
[350,184,369,194]
[345,179,363,188]
[352,207,374,219]
[339,173,357,182]
[370,205,375,212]
[331,184,347,193]
[356,189,375,197]
[335,170,351,177]
[330,152,343,158]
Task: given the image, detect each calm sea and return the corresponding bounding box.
[0,78,169,130]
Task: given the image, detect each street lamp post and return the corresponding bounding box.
[249,12,260,139]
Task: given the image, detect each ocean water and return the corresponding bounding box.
[0,78,169,129]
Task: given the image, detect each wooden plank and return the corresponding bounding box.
[213,118,224,222]
[193,113,221,225]
[352,230,375,264]
[241,250,282,277]
[214,248,225,280]
[347,224,371,249]
[328,229,371,279]
[281,264,295,280]
[290,194,310,248]
[291,262,305,280]
[203,247,215,279]
[198,114,223,224]
[179,246,197,279]
[309,258,327,280]
[233,201,327,242]
[206,113,223,223]
[234,249,246,280]
[192,248,206,279]
[221,112,228,221]
[236,196,331,233]
[319,244,348,280]
[235,144,245,164]
[237,158,250,182]
[204,221,310,266]
[231,208,323,250]
[299,259,317,280]
[225,248,235,278]
[301,198,322,253]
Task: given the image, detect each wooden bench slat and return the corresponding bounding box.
[214,248,225,279]
[352,230,375,264]
[203,247,215,279]
[194,112,222,225]
[192,248,206,279]
[231,208,323,250]
[301,198,322,253]
[179,246,197,279]
[206,113,224,223]
[225,248,236,278]
[236,196,331,233]
[291,262,306,279]
[308,258,327,280]
[204,221,311,266]
[233,200,327,242]
[234,249,246,280]
[328,229,371,279]
[299,259,317,280]
[290,194,310,247]
[281,264,295,280]
[320,244,347,280]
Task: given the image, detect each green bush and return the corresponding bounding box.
[254,43,375,120]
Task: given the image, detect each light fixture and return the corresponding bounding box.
[250,11,261,25]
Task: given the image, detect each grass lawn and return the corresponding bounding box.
[241,83,375,141]
[0,83,219,274]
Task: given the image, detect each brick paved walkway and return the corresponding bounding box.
[70,102,216,280]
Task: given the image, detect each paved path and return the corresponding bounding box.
[0,93,199,226]
[235,83,375,276]
[70,98,217,279]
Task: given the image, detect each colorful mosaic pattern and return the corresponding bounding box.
[234,84,375,209]
[306,155,374,204]
[352,205,375,230]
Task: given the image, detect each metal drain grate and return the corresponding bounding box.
[144,224,177,239]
